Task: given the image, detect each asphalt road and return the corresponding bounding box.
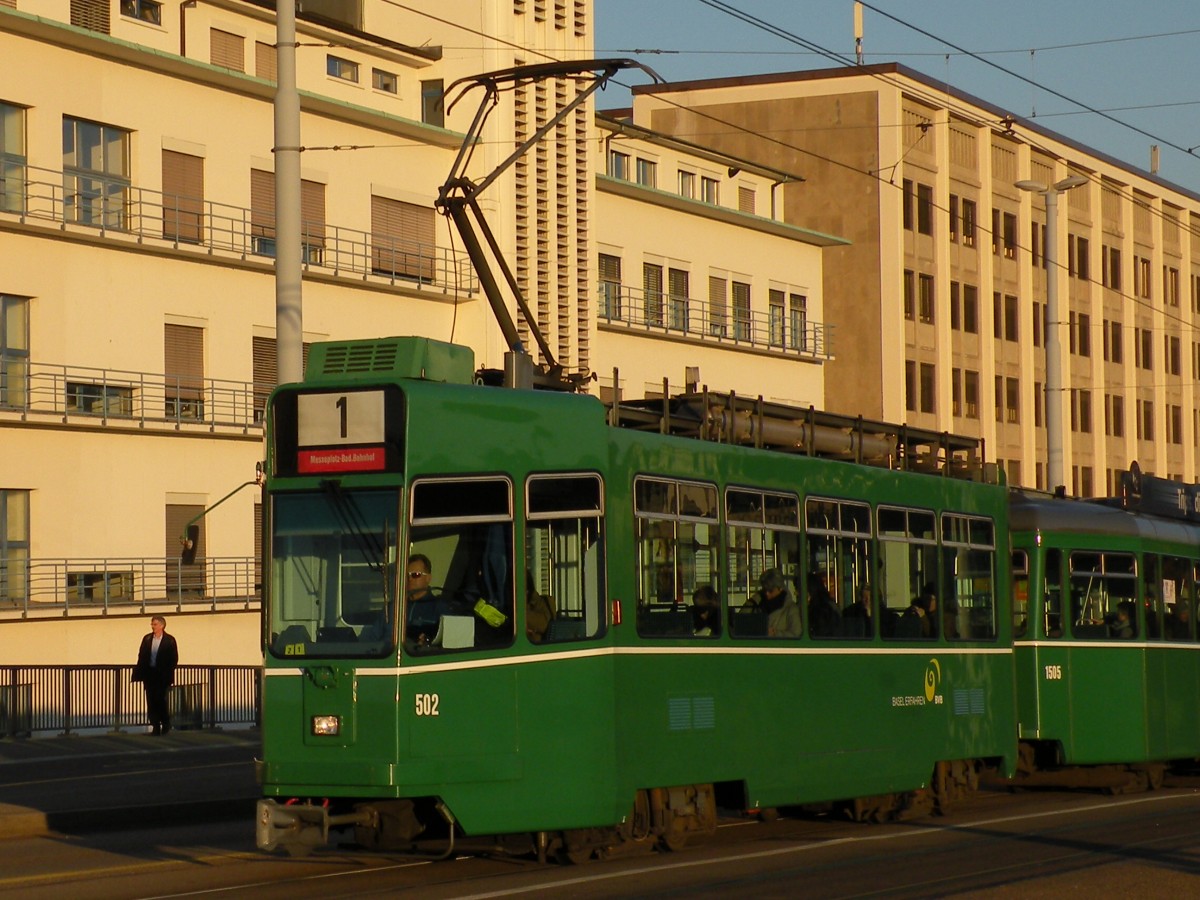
[2,785,1199,898]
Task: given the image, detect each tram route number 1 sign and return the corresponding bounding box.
[296,390,386,474]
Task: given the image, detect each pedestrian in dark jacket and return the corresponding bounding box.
[133,615,179,735]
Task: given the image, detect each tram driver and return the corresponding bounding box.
[405,553,450,647]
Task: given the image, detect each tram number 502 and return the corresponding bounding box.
[414,693,440,716]
[1043,665,1064,681]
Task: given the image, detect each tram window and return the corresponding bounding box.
[805,497,874,639]
[1012,550,1029,638]
[1162,557,1196,641]
[726,487,801,639]
[878,505,939,640]
[941,514,996,641]
[1143,555,1163,641]
[525,474,606,645]
[635,476,720,638]
[406,477,514,654]
[268,488,400,660]
[1068,551,1136,640]
[1043,549,1064,638]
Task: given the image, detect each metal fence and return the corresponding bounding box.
[598,281,832,359]
[4,556,258,616]
[0,665,261,738]
[5,163,476,293]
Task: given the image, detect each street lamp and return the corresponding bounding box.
[1015,174,1089,495]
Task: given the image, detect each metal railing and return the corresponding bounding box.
[3,556,259,616]
[0,665,260,737]
[598,282,832,359]
[4,163,476,293]
[0,358,266,430]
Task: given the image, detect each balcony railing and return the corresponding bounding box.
[3,163,476,293]
[0,665,260,737]
[0,357,266,430]
[2,556,259,616]
[598,282,832,359]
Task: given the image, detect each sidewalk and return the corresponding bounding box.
[0,727,261,839]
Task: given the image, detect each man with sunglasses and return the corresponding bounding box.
[405,553,448,647]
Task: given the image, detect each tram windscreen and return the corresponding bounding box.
[268,488,400,658]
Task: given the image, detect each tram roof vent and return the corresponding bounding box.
[307,337,475,385]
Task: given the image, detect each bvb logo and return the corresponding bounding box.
[924,659,941,702]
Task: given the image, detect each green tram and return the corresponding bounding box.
[1010,477,1200,790]
[256,336,1016,858]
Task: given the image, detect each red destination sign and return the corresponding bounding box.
[297,446,386,474]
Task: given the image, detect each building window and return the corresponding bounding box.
[1077,312,1091,358]
[1032,301,1043,348]
[1075,237,1089,281]
[70,0,110,33]
[0,295,29,409]
[789,294,808,351]
[738,186,755,214]
[326,55,359,82]
[210,29,244,71]
[916,183,933,236]
[643,263,664,327]
[1006,377,1020,424]
[607,150,630,180]
[677,170,695,199]
[421,79,444,127]
[668,268,689,332]
[732,281,751,341]
[370,195,436,282]
[1004,294,1019,342]
[164,323,204,420]
[905,361,916,411]
[120,0,161,25]
[700,176,719,205]
[0,489,30,605]
[902,179,913,231]
[251,169,325,264]
[161,149,204,244]
[918,274,934,324]
[255,41,277,82]
[1034,382,1043,427]
[769,289,784,347]
[994,376,1003,423]
[252,336,311,421]
[951,368,962,416]
[1165,266,1180,307]
[963,285,978,334]
[635,158,657,188]
[961,198,976,247]
[708,275,727,337]
[372,68,398,93]
[950,282,961,330]
[1106,394,1124,437]
[1003,212,1017,259]
[166,503,205,597]
[1103,245,1122,290]
[1135,256,1152,299]
[919,363,936,414]
[949,194,959,243]
[598,253,621,320]
[964,370,979,419]
[1166,334,1182,375]
[0,102,27,214]
[903,270,915,320]
[63,116,130,229]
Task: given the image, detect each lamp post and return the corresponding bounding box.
[1015,174,1088,494]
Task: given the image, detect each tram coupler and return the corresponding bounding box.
[256,798,373,854]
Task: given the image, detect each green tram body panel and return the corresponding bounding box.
[1010,491,1200,766]
[260,337,1017,838]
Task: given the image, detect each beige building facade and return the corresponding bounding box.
[633,64,1200,495]
[0,0,836,657]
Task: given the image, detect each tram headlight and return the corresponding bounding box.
[311,715,340,736]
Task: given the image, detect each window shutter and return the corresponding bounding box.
[162,150,204,243]
[166,503,205,596]
[250,168,274,239]
[211,29,245,72]
[70,0,109,33]
[300,180,326,246]
[371,196,434,280]
[738,186,755,214]
[165,323,204,401]
[255,41,277,82]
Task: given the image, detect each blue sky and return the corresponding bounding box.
[594,1,1200,194]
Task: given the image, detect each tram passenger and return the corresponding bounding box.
[807,572,841,638]
[405,553,450,647]
[1167,601,1193,640]
[757,568,802,638]
[691,585,720,637]
[842,584,872,637]
[525,572,556,643]
[898,585,938,639]
[1109,600,1135,639]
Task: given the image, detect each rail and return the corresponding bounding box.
[1,358,265,430]
[3,556,259,616]
[0,665,260,737]
[598,281,832,360]
[3,163,476,293]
